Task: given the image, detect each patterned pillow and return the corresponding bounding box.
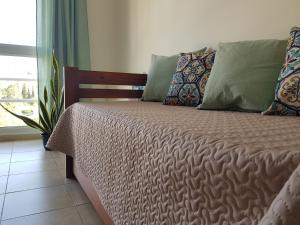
[263,27,300,116]
[163,48,216,106]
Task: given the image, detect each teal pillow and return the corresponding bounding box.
[199,40,287,112]
[142,54,178,102]
[263,27,300,116]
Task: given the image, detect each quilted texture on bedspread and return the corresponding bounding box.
[47,102,300,225]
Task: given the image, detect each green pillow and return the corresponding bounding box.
[142,54,178,102]
[199,40,287,112]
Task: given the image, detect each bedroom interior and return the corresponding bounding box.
[0,0,300,225]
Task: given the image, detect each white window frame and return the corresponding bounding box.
[0,43,39,136]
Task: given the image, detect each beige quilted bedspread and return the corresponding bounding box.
[47,102,300,225]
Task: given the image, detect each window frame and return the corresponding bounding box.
[0,43,38,135]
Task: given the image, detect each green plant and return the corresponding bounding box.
[0,54,64,135]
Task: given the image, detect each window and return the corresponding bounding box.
[0,0,37,128]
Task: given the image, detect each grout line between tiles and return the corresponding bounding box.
[0,140,89,223]
[0,142,13,222]
[8,168,58,176]
[8,167,60,176]
[74,205,86,225]
[3,172,77,195]
[9,157,55,164]
[12,147,43,152]
[8,154,64,164]
[5,181,67,195]
[64,180,87,225]
[4,156,67,194]
[1,203,91,222]
[10,157,53,164]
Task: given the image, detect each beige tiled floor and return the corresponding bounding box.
[0,140,104,225]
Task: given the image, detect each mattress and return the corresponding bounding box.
[47,101,300,225]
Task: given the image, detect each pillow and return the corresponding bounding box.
[199,40,287,112]
[263,27,300,116]
[142,54,178,102]
[163,48,216,106]
[143,49,207,102]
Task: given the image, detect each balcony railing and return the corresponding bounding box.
[0,77,38,128]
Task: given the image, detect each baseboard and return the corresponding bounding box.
[0,127,40,142]
[0,133,40,142]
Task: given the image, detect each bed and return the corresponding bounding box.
[47,67,300,225]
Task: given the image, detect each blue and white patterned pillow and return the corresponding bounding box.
[163,48,216,106]
[263,27,300,116]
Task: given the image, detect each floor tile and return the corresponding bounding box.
[0,142,13,154]
[13,139,43,153]
[1,207,83,225]
[56,167,71,184]
[11,151,52,163]
[7,170,66,193]
[54,157,66,169]
[9,158,57,175]
[0,154,11,164]
[77,204,104,225]
[0,176,7,194]
[59,168,67,177]
[2,185,73,220]
[0,163,9,177]
[50,151,65,159]
[65,181,89,205]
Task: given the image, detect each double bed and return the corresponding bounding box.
[47,67,300,225]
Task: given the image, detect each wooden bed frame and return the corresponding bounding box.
[64,67,147,225]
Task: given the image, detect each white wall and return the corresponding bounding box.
[87,0,130,72]
[87,0,300,73]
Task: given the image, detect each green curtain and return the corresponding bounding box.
[36,0,91,96]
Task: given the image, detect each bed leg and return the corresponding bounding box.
[66,155,75,179]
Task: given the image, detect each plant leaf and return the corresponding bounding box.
[0,104,46,133]
[39,100,52,130]
[52,54,60,80]
[39,112,51,134]
[57,90,64,119]
[50,105,57,126]
[43,87,48,104]
[52,54,59,99]
[0,52,65,135]
[50,80,58,104]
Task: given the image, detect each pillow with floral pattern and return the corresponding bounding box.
[163,48,216,106]
[263,27,300,116]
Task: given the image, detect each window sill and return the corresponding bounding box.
[0,126,40,142]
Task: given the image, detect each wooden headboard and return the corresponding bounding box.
[64,67,147,108]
